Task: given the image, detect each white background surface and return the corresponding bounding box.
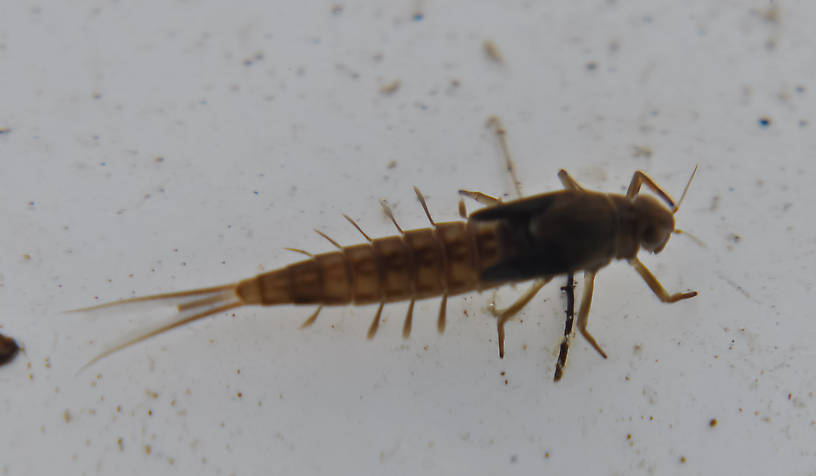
[2,1,815,475]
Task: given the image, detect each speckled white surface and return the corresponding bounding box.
[1,1,815,475]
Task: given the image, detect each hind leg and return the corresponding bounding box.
[494,278,552,358]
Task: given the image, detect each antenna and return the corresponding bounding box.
[672,165,698,214]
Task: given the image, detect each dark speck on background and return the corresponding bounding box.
[0,333,20,366]
[243,52,264,67]
[758,116,771,128]
[413,12,424,21]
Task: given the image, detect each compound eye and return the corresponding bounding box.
[641,225,658,246]
[642,223,670,250]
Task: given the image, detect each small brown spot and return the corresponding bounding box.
[788,393,793,400]
[147,409,153,416]
[146,389,159,399]
[145,444,152,455]
[544,452,550,459]
[500,371,506,376]
[0,333,20,366]
[22,253,31,260]
[680,456,687,463]
[387,160,397,169]
[709,418,717,427]
[117,437,124,451]
[504,379,509,385]
[380,80,401,95]
[483,40,504,64]
[626,434,632,440]
[237,392,243,398]
[63,409,71,423]
[632,145,653,158]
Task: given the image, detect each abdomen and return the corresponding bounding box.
[249,221,506,306]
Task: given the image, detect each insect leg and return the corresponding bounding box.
[625,171,677,210]
[379,200,404,234]
[437,293,447,334]
[486,115,523,198]
[299,305,323,328]
[367,302,386,340]
[557,169,585,191]
[458,189,502,206]
[629,257,698,302]
[285,247,313,257]
[402,298,415,338]
[576,271,608,359]
[413,186,435,225]
[495,278,552,358]
[343,214,373,242]
[315,229,343,249]
[553,273,575,382]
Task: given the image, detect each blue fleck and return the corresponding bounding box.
[253,191,259,195]
[100,162,107,166]
[413,13,424,21]
[758,117,771,128]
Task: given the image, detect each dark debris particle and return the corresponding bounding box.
[0,333,20,366]
[758,116,771,128]
[0,127,11,134]
[709,418,718,427]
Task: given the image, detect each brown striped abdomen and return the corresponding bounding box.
[237,220,505,306]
